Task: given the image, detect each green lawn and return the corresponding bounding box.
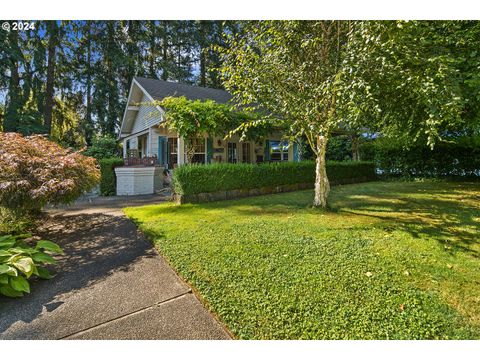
[124,181,480,339]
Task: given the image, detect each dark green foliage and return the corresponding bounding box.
[99,158,124,196]
[326,135,353,161]
[172,161,376,196]
[358,140,376,161]
[0,233,63,298]
[363,137,480,178]
[0,21,242,141]
[83,136,120,160]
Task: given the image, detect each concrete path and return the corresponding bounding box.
[0,198,230,340]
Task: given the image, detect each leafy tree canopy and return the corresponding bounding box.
[341,20,480,148]
[217,20,480,207]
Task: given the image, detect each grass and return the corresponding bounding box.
[124,180,480,339]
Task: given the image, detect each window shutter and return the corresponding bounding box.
[264,140,270,161]
[166,138,171,169]
[158,136,166,166]
[207,137,213,163]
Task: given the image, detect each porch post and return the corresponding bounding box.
[178,137,185,165]
[148,127,152,157]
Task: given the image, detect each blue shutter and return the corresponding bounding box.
[293,142,299,162]
[264,140,270,161]
[166,138,171,169]
[158,136,167,166]
[207,137,213,163]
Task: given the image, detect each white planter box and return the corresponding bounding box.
[115,166,164,196]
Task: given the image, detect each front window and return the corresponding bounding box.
[241,142,251,163]
[168,137,178,168]
[190,138,206,164]
[227,142,237,163]
[270,141,289,162]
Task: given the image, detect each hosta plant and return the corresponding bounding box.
[0,234,63,298]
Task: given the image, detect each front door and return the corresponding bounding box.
[158,136,167,166]
[227,142,237,163]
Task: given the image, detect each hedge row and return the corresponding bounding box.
[360,138,480,178]
[99,158,124,196]
[172,161,376,196]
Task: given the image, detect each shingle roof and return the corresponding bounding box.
[134,77,232,104]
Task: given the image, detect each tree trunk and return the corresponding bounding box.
[199,21,207,87]
[85,21,93,145]
[351,134,360,161]
[185,140,196,164]
[147,21,157,78]
[44,21,58,135]
[199,49,206,87]
[313,135,330,208]
[161,23,169,81]
[4,30,21,132]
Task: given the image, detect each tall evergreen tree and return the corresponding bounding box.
[43,21,60,135]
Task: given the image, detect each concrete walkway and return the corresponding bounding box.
[0,197,230,340]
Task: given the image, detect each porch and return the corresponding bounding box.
[120,125,296,169]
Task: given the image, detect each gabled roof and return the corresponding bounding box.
[134,77,232,104]
[119,77,232,139]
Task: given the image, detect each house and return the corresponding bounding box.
[119,77,300,166]
[116,77,299,195]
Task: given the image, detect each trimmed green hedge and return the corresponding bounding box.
[173,161,376,196]
[99,158,124,196]
[360,137,480,179]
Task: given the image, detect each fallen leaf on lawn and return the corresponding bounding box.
[399,304,404,312]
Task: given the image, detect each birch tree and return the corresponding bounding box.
[218,21,351,207]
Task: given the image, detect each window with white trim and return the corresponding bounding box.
[190,138,206,164]
[270,141,289,162]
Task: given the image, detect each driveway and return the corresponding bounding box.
[0,196,230,340]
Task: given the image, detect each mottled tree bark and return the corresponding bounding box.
[313,135,330,208]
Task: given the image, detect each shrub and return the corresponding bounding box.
[0,133,100,217]
[83,135,120,160]
[364,137,480,178]
[173,161,376,196]
[326,135,353,161]
[99,158,124,196]
[0,207,34,235]
[0,234,63,298]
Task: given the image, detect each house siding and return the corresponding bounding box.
[131,94,163,134]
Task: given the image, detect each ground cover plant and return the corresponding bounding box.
[125,180,480,339]
[0,234,63,298]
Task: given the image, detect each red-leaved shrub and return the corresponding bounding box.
[0,133,100,214]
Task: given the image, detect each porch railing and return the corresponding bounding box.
[123,155,158,167]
